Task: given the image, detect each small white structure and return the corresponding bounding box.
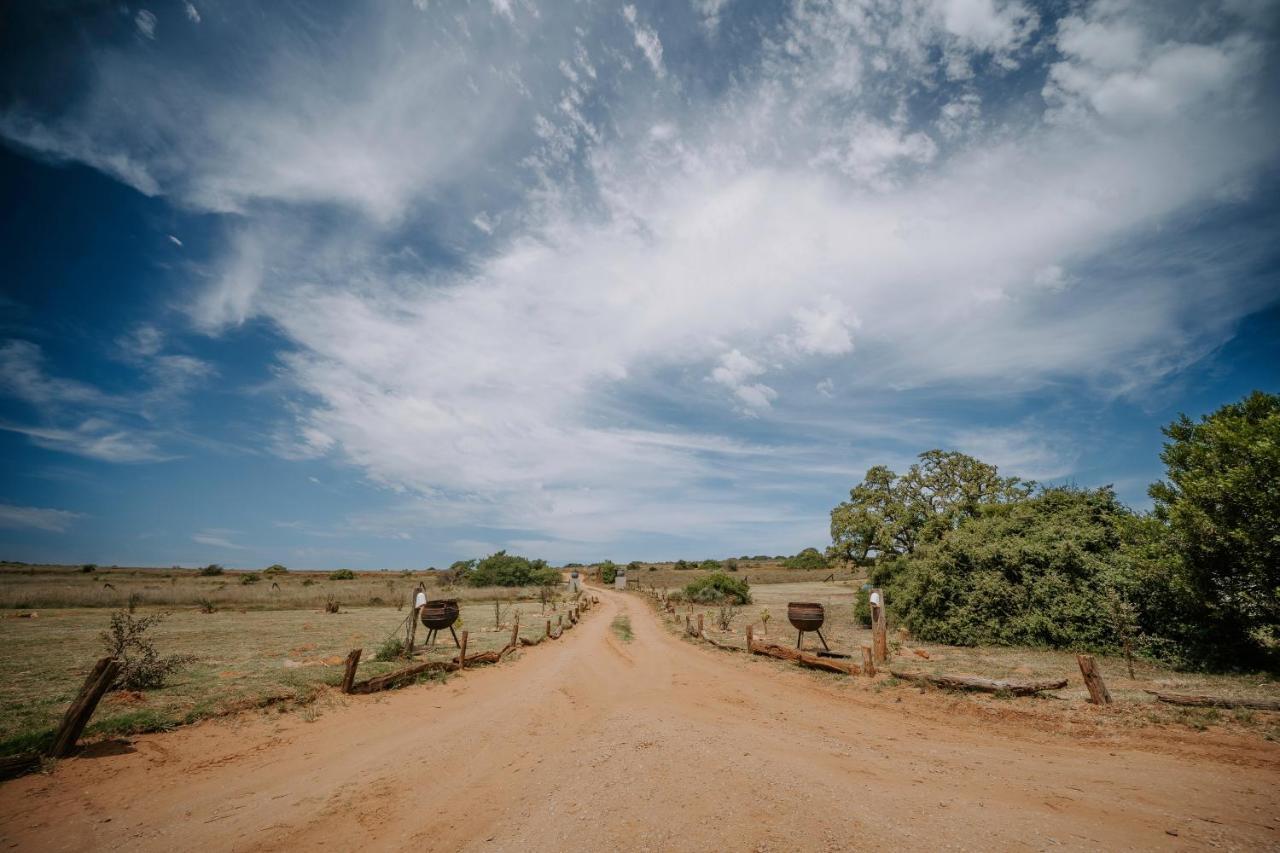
[569,571,581,592]
[614,567,627,590]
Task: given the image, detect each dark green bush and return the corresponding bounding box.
[329,569,356,580]
[783,548,829,571]
[466,551,559,587]
[599,561,618,585]
[240,573,260,585]
[198,564,224,576]
[684,572,751,605]
[263,564,288,576]
[698,559,721,571]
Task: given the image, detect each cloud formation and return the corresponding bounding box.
[3,0,1277,555]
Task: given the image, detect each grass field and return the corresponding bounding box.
[0,566,582,755]
[661,581,1280,740]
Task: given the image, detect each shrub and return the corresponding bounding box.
[302,578,316,587]
[80,564,97,573]
[100,610,195,691]
[374,637,405,661]
[783,548,829,571]
[263,564,288,576]
[684,572,751,605]
[599,561,618,585]
[198,564,224,576]
[466,551,560,587]
[196,598,216,614]
[673,559,691,570]
[329,569,356,580]
[723,558,739,572]
[698,559,721,571]
[240,573,260,585]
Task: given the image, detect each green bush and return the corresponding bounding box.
[783,548,829,571]
[198,564,224,576]
[684,572,751,605]
[240,572,260,585]
[263,564,288,576]
[698,559,721,571]
[599,561,618,585]
[466,551,559,587]
[329,569,356,580]
[374,637,405,661]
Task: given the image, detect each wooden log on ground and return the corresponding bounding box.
[751,641,859,675]
[861,645,876,677]
[0,753,42,781]
[50,657,121,758]
[698,631,743,652]
[1076,654,1112,705]
[889,669,1066,696]
[1143,691,1280,711]
[349,660,455,694]
[340,649,362,694]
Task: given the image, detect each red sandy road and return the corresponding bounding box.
[1,588,1277,851]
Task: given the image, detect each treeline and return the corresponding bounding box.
[831,391,1278,670]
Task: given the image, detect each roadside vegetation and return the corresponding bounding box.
[833,391,1278,670]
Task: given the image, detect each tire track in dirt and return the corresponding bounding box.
[0,588,1276,851]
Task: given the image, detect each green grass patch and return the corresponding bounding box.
[611,615,633,642]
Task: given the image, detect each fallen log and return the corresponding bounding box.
[889,669,1066,696]
[519,635,546,647]
[698,631,744,652]
[1144,690,1280,711]
[751,641,859,675]
[0,753,42,781]
[349,660,456,694]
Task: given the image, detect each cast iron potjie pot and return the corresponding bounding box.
[420,599,460,630]
[787,601,825,632]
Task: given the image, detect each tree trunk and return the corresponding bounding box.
[1144,691,1280,711]
[1076,654,1112,705]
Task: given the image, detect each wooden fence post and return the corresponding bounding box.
[861,645,876,677]
[697,613,704,635]
[407,605,420,655]
[871,588,888,663]
[1077,654,1112,704]
[546,618,552,638]
[509,612,520,648]
[340,649,362,694]
[50,657,120,758]
[459,631,470,669]
[746,624,754,651]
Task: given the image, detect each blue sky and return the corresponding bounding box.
[1,0,1277,569]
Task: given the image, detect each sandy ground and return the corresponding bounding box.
[1,588,1276,852]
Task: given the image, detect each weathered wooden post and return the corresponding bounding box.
[546,618,552,638]
[340,649,362,694]
[697,613,704,635]
[1077,654,1112,704]
[861,645,876,677]
[746,624,754,651]
[50,657,120,758]
[509,612,520,648]
[871,588,888,663]
[459,631,470,669]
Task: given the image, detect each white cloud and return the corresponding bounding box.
[951,426,1079,481]
[193,529,246,550]
[135,10,158,40]
[623,5,665,78]
[0,503,85,533]
[184,3,201,24]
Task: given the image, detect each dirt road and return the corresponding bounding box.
[1,589,1276,851]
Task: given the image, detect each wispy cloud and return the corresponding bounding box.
[192,529,246,550]
[0,503,85,533]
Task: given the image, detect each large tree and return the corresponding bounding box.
[1148,390,1280,648]
[830,450,1031,562]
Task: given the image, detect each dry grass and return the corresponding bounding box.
[0,592,581,754]
[660,581,1280,740]
[0,563,539,611]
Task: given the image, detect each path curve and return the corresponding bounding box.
[1,589,1276,851]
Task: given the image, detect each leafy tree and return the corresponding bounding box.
[197,564,224,576]
[599,561,619,584]
[892,487,1136,650]
[1149,391,1280,652]
[830,451,1031,562]
[783,547,828,571]
[684,572,752,605]
[467,551,559,587]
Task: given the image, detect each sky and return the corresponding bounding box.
[0,0,1277,570]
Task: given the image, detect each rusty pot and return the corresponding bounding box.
[420,599,460,630]
[787,602,825,632]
